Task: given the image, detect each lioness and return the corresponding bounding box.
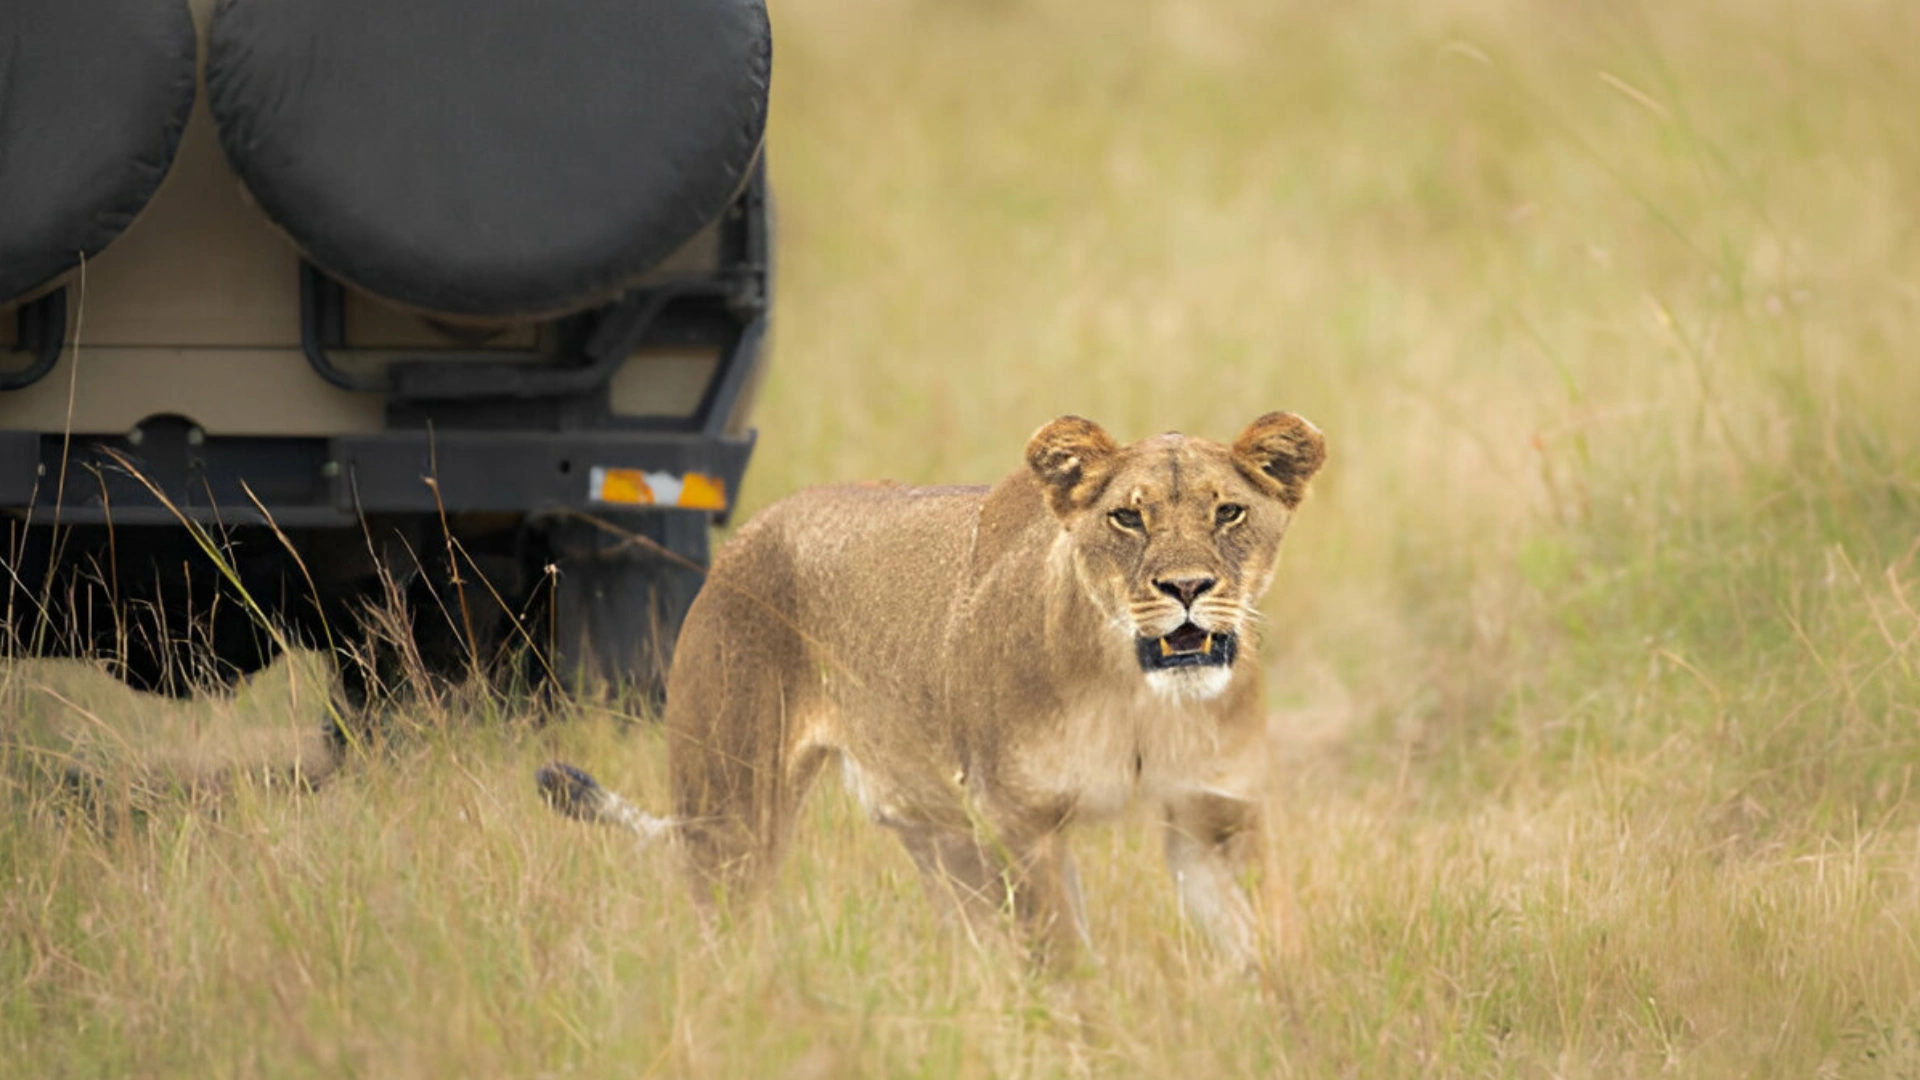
[538,412,1326,968]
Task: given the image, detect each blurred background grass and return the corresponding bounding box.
[6,0,1920,1075]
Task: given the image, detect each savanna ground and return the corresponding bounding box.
[8,0,1920,1075]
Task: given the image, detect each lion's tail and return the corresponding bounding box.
[535,761,673,843]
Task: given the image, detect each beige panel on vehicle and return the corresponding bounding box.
[609,347,720,419]
[0,349,386,436]
[74,70,301,348]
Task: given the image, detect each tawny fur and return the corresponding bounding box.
[539,412,1326,969]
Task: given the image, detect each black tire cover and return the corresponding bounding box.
[206,0,771,319]
[0,0,198,305]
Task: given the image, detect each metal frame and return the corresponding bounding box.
[1,288,68,391]
[0,164,773,532]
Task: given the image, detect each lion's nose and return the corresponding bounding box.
[1154,575,1217,606]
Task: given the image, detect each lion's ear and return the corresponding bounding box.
[1026,415,1121,517]
[1231,412,1326,508]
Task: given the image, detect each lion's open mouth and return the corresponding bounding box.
[1137,623,1237,671]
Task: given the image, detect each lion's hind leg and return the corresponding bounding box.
[669,729,833,906]
[536,761,674,843]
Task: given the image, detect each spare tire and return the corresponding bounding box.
[206,0,771,320]
[0,0,198,305]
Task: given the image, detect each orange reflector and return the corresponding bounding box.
[588,466,728,512]
[677,472,729,511]
[593,468,653,506]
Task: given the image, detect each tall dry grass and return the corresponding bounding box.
[6,0,1920,1075]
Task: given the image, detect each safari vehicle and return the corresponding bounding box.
[0,0,773,703]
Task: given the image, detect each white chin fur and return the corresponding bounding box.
[1145,666,1233,703]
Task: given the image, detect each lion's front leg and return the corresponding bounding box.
[892,821,1007,932]
[1163,793,1263,971]
[1005,828,1091,969]
[893,819,1089,969]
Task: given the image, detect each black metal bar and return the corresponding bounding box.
[386,283,698,401]
[0,427,755,525]
[696,313,768,438]
[697,162,772,438]
[330,429,756,513]
[1,288,68,391]
[299,262,379,391]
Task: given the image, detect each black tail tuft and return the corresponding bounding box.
[536,761,604,820]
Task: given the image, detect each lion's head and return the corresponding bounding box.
[1026,412,1326,701]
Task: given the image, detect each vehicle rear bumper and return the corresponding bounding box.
[0,426,756,529]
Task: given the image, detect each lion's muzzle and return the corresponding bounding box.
[1136,623,1237,671]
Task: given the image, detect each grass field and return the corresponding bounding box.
[8,0,1920,1075]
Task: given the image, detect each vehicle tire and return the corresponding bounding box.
[204,0,771,319]
[0,0,198,303]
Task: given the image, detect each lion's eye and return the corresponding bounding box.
[1215,503,1247,528]
[1108,508,1145,532]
